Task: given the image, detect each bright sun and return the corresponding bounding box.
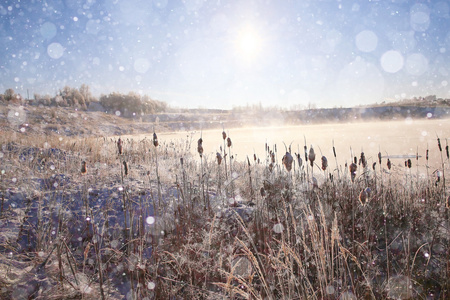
[236,25,262,61]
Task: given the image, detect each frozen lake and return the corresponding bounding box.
[135,118,449,173]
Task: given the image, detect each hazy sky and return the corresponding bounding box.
[1,0,449,109]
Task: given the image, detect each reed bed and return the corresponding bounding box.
[0,130,449,299]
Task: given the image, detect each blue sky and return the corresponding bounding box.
[1,0,449,109]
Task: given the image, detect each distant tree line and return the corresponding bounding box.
[0,85,168,116]
[100,92,167,117]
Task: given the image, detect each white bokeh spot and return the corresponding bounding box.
[380,50,404,73]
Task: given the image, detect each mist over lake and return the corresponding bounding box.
[138,118,448,175]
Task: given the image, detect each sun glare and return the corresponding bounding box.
[236,25,262,61]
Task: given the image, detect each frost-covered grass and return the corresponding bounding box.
[0,130,449,299]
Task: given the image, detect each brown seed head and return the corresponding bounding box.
[123,161,128,176]
[81,161,87,174]
[360,152,367,168]
[153,132,158,147]
[222,131,227,140]
[227,137,232,148]
[117,138,123,155]
[197,138,203,156]
[387,159,391,170]
[282,152,293,172]
[359,189,368,205]
[308,146,316,167]
[321,156,328,171]
[216,152,222,165]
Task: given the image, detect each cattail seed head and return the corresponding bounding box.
[81,161,87,174]
[387,158,391,170]
[254,153,257,161]
[222,131,227,140]
[378,152,382,164]
[437,138,442,152]
[296,153,303,168]
[260,187,266,197]
[407,159,412,168]
[117,138,123,155]
[333,146,336,158]
[123,161,128,176]
[308,146,316,167]
[360,152,367,168]
[304,145,308,162]
[282,152,293,172]
[321,156,328,171]
[426,149,429,161]
[359,189,368,205]
[349,162,357,183]
[153,132,158,147]
[227,137,232,148]
[271,152,275,164]
[180,157,184,166]
[372,162,376,170]
[216,152,222,165]
[197,138,203,157]
[446,144,449,159]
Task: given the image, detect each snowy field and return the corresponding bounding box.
[1,118,449,299]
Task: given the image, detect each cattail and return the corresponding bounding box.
[372,162,376,170]
[446,143,449,159]
[296,153,303,168]
[197,138,203,157]
[354,156,357,164]
[359,187,371,206]
[407,159,412,168]
[378,152,382,164]
[282,152,293,172]
[117,138,123,155]
[180,157,184,166]
[387,158,391,170]
[260,187,266,197]
[437,137,442,152]
[222,130,227,140]
[81,161,87,175]
[216,152,222,165]
[227,137,232,148]
[349,162,357,182]
[333,145,336,158]
[435,171,441,186]
[360,152,367,168]
[321,156,328,171]
[123,161,128,176]
[271,152,275,164]
[359,189,368,205]
[153,132,158,147]
[247,156,251,167]
[304,145,308,162]
[253,153,257,162]
[311,177,318,189]
[308,146,315,167]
